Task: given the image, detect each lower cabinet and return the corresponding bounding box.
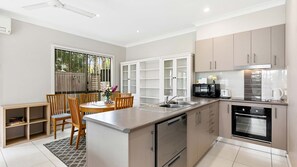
[187,102,219,167]
[219,101,232,138]
[272,105,287,150]
[129,125,155,167]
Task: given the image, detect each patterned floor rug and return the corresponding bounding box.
[44,136,86,167]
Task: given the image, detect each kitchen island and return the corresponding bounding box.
[84,97,219,167]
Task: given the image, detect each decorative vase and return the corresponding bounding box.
[105,95,113,104]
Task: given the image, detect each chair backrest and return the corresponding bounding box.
[46,94,67,116]
[110,91,120,101]
[68,97,82,127]
[114,96,134,110]
[119,93,132,97]
[79,93,99,104]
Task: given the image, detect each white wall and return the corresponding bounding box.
[196,5,286,40]
[286,0,297,166]
[126,32,196,61]
[0,19,126,105]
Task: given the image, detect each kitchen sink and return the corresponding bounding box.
[159,101,199,108]
[159,104,184,108]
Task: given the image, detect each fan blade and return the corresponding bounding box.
[62,4,96,18]
[23,2,50,10]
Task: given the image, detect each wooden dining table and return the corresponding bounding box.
[79,101,115,113]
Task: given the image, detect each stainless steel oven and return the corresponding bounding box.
[232,105,272,142]
[156,114,187,167]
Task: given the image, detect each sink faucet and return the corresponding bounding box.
[165,96,178,104]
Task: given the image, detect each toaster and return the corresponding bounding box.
[220,89,231,99]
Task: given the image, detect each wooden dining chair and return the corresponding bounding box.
[68,97,86,149]
[114,96,134,110]
[110,91,120,101]
[46,94,71,139]
[79,93,99,104]
[119,93,132,97]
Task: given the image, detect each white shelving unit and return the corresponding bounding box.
[139,58,161,106]
[120,53,192,107]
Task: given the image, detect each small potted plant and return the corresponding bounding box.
[102,85,118,104]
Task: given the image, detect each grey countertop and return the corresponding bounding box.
[84,97,218,133]
[83,97,288,133]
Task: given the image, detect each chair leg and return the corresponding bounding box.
[62,120,65,131]
[70,125,74,145]
[76,128,81,149]
[53,119,57,139]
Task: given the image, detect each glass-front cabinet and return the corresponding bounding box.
[162,56,191,101]
[121,62,138,105]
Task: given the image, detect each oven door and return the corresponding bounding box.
[232,111,271,142]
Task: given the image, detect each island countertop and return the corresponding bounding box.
[83,97,219,133]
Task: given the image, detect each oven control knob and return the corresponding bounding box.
[242,108,245,111]
[255,110,258,113]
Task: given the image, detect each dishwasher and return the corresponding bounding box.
[156,114,187,167]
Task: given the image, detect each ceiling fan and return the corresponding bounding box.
[23,0,97,18]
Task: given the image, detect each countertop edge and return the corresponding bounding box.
[84,99,220,133]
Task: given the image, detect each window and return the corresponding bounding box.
[54,48,112,94]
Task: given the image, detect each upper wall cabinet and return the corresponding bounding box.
[213,35,234,71]
[251,27,271,65]
[195,35,234,72]
[197,24,286,72]
[234,31,252,67]
[195,39,213,72]
[271,25,285,69]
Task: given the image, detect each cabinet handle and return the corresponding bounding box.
[274,55,277,66]
[167,153,181,167]
[247,54,250,64]
[151,131,155,151]
[215,61,217,69]
[227,104,230,114]
[275,108,278,119]
[253,54,256,63]
[210,61,212,70]
[199,111,202,124]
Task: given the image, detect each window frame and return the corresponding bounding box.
[50,44,114,94]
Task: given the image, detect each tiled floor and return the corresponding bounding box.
[0,129,71,167]
[196,139,289,167]
[0,130,290,167]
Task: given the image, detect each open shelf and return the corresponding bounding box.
[30,118,48,124]
[140,96,159,99]
[6,136,28,146]
[30,132,47,140]
[6,122,27,129]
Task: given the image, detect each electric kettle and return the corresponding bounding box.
[272,88,284,100]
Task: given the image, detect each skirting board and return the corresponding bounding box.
[287,154,293,167]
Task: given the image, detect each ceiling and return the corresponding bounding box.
[0,0,285,47]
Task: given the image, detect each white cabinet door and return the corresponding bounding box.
[213,35,234,71]
[195,39,213,72]
[219,101,232,138]
[121,65,129,93]
[234,31,251,67]
[251,28,271,65]
[272,105,287,150]
[129,125,155,167]
[271,25,285,69]
[162,55,191,99]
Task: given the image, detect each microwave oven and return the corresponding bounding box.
[193,84,221,98]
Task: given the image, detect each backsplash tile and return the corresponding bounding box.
[262,70,287,100]
[195,69,287,100]
[196,71,244,98]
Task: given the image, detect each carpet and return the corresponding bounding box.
[44,136,86,167]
